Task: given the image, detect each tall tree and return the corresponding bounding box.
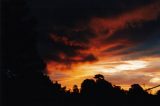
[2,0,45,75]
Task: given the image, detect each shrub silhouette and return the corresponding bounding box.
[80,79,96,96]
[73,85,79,94]
[156,90,160,96]
[94,74,104,80]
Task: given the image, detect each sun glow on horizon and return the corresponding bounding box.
[47,59,151,89]
[150,77,160,84]
[107,60,149,73]
[45,56,160,94]
[76,60,149,73]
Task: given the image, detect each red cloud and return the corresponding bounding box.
[89,1,160,38]
[83,1,160,58]
[46,0,160,76]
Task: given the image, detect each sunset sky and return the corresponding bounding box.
[28,0,160,92]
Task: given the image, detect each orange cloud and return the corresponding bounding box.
[45,1,160,92]
[76,1,160,60]
[89,1,160,38]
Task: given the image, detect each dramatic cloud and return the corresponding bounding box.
[31,0,160,91]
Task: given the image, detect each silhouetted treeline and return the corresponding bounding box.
[3,72,160,106]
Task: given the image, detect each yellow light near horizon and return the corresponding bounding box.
[47,57,159,94]
[48,60,150,83]
[150,77,160,84]
[92,60,149,73]
[49,60,149,87]
[115,60,149,71]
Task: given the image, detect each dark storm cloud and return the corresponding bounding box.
[83,54,97,62]
[113,17,160,42]
[39,31,97,64]
[106,17,160,58]
[104,45,127,53]
[27,0,160,68]
[119,30,160,60]
[51,26,96,43]
[28,0,158,26]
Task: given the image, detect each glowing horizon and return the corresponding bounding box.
[46,57,160,94]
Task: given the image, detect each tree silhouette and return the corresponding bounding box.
[94,74,104,80]
[128,84,146,96]
[72,85,79,94]
[2,0,46,105]
[2,0,45,75]
[80,79,96,96]
[156,90,160,96]
[128,84,149,105]
[94,74,113,94]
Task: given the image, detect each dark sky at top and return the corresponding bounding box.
[26,0,160,64]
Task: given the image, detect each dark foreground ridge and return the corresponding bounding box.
[2,72,160,106]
